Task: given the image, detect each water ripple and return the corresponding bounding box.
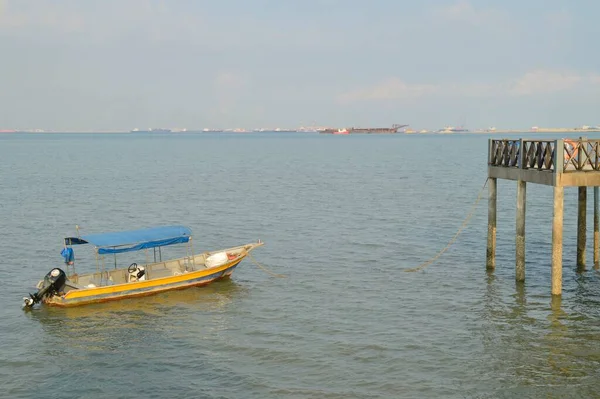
[0,132,599,398]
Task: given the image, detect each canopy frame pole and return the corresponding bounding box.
[63,239,68,276]
[159,247,162,262]
[114,253,117,269]
[190,237,195,269]
[64,239,76,277]
[95,249,99,274]
[153,247,157,263]
[184,242,189,271]
[101,255,106,283]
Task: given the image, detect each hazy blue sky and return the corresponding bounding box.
[1,0,599,130]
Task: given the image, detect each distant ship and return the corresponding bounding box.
[319,124,408,134]
[251,128,298,133]
[130,128,172,133]
[332,128,349,135]
[272,128,297,133]
[438,126,469,133]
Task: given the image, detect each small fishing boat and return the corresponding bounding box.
[23,225,263,308]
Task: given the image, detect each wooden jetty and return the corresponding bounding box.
[487,138,600,296]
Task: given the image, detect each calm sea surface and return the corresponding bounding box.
[1,132,599,398]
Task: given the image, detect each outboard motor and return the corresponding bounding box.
[23,268,67,308]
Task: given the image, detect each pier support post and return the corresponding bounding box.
[486,178,497,270]
[516,180,526,281]
[577,187,587,269]
[552,186,564,296]
[595,187,599,270]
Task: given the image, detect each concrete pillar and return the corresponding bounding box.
[486,178,497,270]
[595,187,599,270]
[552,186,564,296]
[516,180,526,281]
[577,186,587,269]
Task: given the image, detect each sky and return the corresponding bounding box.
[1,0,599,130]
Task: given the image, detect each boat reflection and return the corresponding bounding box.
[26,279,248,350]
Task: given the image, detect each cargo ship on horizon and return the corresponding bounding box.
[319,124,408,134]
[437,126,469,133]
[130,128,172,133]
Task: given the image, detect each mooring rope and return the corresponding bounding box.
[404,178,490,272]
[247,252,287,278]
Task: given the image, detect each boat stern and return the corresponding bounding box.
[23,268,68,308]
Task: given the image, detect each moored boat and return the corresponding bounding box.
[23,225,263,308]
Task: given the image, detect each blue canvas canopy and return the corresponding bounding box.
[64,225,192,255]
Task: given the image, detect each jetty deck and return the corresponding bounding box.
[487,138,600,296]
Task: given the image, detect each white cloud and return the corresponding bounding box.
[338,70,600,103]
[215,72,247,90]
[508,70,583,96]
[542,9,573,26]
[213,71,250,117]
[337,79,494,103]
[0,0,210,43]
[0,0,85,32]
[338,78,439,103]
[430,0,509,26]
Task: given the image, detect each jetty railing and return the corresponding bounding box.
[489,138,600,173]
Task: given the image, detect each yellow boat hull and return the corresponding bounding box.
[44,257,244,307]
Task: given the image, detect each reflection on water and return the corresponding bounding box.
[25,280,245,352]
[3,133,600,398]
[479,267,600,397]
[12,278,252,399]
[546,296,570,381]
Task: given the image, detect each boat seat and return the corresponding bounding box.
[64,280,85,291]
[149,268,173,279]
